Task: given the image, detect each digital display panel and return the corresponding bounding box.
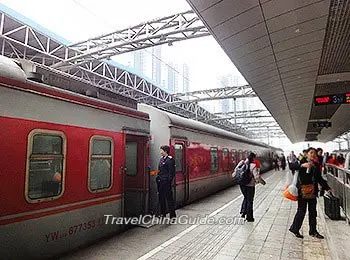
[314,93,350,105]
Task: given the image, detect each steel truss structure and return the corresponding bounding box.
[0,8,250,135]
[163,85,256,107]
[52,11,210,70]
[213,109,268,117]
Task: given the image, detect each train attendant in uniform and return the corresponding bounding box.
[289,147,331,239]
[157,145,176,218]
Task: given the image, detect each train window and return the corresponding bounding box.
[26,130,66,202]
[126,141,137,176]
[231,149,236,162]
[210,147,218,172]
[89,136,113,192]
[223,148,229,158]
[174,144,183,173]
[238,150,243,161]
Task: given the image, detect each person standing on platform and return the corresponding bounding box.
[157,145,176,218]
[288,151,298,175]
[239,152,265,222]
[289,147,331,239]
[280,153,287,170]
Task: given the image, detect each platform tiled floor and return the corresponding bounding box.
[144,173,331,260]
[62,171,337,260]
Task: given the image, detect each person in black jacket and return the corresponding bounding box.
[157,145,176,218]
[289,147,331,239]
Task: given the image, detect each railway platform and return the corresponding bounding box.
[61,170,349,260]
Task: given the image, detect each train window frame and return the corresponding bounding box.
[88,136,114,193]
[174,143,184,173]
[25,129,66,203]
[238,150,243,161]
[231,149,237,163]
[223,148,229,164]
[223,148,229,158]
[210,147,219,172]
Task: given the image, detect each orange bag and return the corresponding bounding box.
[283,172,299,201]
[283,185,298,201]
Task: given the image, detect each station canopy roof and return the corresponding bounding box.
[187,0,350,143]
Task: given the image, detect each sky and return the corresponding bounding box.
[0,0,343,151]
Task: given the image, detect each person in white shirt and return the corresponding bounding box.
[238,152,265,222]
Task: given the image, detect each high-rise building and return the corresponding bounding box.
[167,63,175,93]
[165,63,180,94]
[174,64,180,93]
[133,50,146,75]
[151,46,162,85]
[219,74,239,113]
[182,63,190,93]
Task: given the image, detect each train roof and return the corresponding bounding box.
[140,104,280,149]
[0,55,149,121]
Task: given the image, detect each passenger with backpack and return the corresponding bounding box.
[234,152,265,222]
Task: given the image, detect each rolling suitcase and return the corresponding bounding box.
[324,194,340,220]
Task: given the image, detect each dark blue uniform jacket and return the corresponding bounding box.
[158,156,175,181]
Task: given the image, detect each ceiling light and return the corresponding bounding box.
[295,28,300,33]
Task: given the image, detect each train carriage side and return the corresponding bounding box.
[0,56,150,259]
[139,104,276,209]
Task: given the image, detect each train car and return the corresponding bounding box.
[0,56,150,259]
[139,104,282,211]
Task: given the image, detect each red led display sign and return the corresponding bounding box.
[315,96,330,104]
[314,93,350,105]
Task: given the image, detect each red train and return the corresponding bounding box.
[0,55,282,259]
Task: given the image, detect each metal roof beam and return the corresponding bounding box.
[174,85,253,97]
[206,115,273,122]
[51,10,209,69]
[213,109,267,116]
[160,85,256,108]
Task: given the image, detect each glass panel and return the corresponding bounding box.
[231,149,236,162]
[210,148,218,171]
[175,144,183,172]
[223,148,228,158]
[28,158,63,199]
[126,142,138,176]
[32,135,62,154]
[92,139,111,155]
[90,159,111,190]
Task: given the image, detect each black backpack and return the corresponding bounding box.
[233,162,253,185]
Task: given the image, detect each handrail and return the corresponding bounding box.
[325,164,350,223]
[325,163,350,184]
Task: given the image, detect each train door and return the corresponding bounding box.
[174,142,189,207]
[124,135,148,217]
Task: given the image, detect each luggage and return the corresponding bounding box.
[324,193,341,220]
